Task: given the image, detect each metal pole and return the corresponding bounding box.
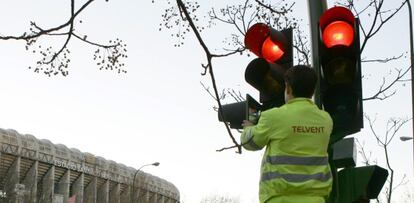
[406,0,414,175]
[307,1,340,203]
[308,0,327,108]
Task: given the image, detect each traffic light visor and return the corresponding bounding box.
[320,6,355,30]
[338,165,389,202]
[245,23,270,58]
[245,23,289,63]
[322,21,354,48]
[245,58,285,97]
[320,6,355,48]
[262,36,285,63]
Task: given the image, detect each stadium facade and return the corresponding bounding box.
[0,128,180,203]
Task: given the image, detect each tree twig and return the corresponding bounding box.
[363,65,411,101]
[176,0,242,153]
[365,114,411,202]
[362,53,405,63]
[0,0,126,76]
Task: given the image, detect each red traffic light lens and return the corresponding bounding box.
[245,23,270,58]
[262,36,285,63]
[323,21,354,48]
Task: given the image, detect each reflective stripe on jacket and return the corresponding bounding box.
[241,98,333,203]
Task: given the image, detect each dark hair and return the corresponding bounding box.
[284,65,317,98]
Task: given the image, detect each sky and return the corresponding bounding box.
[0,0,413,202]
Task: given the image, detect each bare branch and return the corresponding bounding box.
[342,0,406,54]
[364,114,411,202]
[392,174,409,192]
[359,0,383,53]
[365,114,385,146]
[216,144,240,152]
[293,29,310,66]
[356,139,376,166]
[201,63,209,76]
[200,82,226,101]
[369,1,407,39]
[362,53,405,63]
[217,141,249,152]
[0,0,127,76]
[0,0,95,41]
[211,48,245,58]
[385,118,411,145]
[363,65,411,101]
[227,89,245,102]
[254,0,295,15]
[46,0,76,65]
[176,0,242,153]
[206,0,296,56]
[72,33,117,49]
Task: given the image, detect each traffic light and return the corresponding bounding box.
[318,7,363,143]
[217,24,292,127]
[338,165,389,202]
[244,23,293,67]
[244,58,286,109]
[218,94,261,129]
[318,7,389,203]
[244,23,293,110]
[218,24,293,127]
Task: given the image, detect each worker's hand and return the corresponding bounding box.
[242,120,254,127]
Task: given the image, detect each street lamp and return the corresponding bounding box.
[400,136,414,141]
[130,162,160,203]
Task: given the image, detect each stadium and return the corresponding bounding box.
[0,128,180,203]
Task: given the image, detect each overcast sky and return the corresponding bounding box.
[0,0,413,202]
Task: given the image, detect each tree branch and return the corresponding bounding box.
[362,53,405,63]
[0,0,127,76]
[254,0,295,15]
[176,0,242,153]
[364,114,411,202]
[0,0,95,41]
[363,65,411,101]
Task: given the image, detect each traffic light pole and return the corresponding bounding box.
[307,0,326,108]
[307,1,340,203]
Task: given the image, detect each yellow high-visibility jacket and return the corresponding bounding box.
[241,98,333,203]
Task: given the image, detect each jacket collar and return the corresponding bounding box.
[286,97,314,105]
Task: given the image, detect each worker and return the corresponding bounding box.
[241,65,333,203]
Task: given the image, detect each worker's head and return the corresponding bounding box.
[284,65,317,102]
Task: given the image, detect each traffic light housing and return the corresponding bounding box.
[338,165,389,202]
[318,7,363,143]
[218,94,261,129]
[217,24,292,128]
[244,23,293,67]
[244,23,293,110]
[244,58,286,110]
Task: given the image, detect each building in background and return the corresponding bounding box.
[0,128,179,203]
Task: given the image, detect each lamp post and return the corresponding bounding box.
[130,162,160,203]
